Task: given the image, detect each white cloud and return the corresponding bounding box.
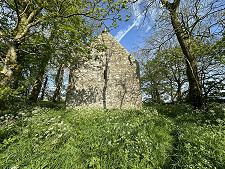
[114,0,161,42]
[115,21,137,42]
[114,0,144,42]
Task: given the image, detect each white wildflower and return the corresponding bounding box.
[10,165,19,169]
[23,129,29,133]
[48,127,54,130]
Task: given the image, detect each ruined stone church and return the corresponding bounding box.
[66,31,142,109]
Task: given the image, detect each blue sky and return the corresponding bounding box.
[106,0,154,54]
[110,25,148,54]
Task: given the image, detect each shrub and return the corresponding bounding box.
[0,86,23,111]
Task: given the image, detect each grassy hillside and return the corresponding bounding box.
[0,102,224,168]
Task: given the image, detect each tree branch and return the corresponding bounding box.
[59,12,108,21]
[204,78,225,96]
[14,18,42,41]
[14,0,20,20]
[27,8,42,24]
[173,0,181,8]
[160,0,180,12]
[0,30,9,43]
[160,0,171,10]
[19,3,30,18]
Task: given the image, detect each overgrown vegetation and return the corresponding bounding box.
[0,0,130,106]
[0,1,224,167]
[0,102,224,168]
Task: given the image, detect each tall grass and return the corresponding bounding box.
[0,102,224,168]
[153,103,225,168]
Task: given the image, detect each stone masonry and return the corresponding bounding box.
[66,31,142,109]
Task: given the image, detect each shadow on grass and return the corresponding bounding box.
[149,103,225,126]
[0,101,66,116]
[147,102,225,168]
[37,101,66,110]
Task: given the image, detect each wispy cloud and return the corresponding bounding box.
[115,21,137,42]
[115,0,144,42]
[114,1,160,41]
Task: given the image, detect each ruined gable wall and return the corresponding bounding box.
[101,33,142,108]
[66,32,142,109]
[66,55,105,108]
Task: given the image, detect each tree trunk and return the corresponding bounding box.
[177,81,182,101]
[175,70,182,102]
[52,64,64,102]
[163,1,203,108]
[0,8,41,87]
[12,57,24,89]
[1,42,18,86]
[40,76,48,101]
[24,82,32,99]
[169,79,175,103]
[153,81,161,103]
[29,66,46,103]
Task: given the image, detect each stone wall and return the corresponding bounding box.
[66,32,142,109]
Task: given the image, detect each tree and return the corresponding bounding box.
[159,47,187,102]
[52,63,64,102]
[194,38,225,101]
[140,46,186,103]
[141,55,167,103]
[0,0,130,87]
[40,75,48,101]
[135,0,224,108]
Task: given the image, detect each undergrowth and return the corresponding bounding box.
[0,102,224,168]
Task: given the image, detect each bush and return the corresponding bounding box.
[0,86,22,111]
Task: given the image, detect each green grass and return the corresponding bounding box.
[0,102,224,168]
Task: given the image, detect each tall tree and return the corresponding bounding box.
[40,75,48,101]
[0,0,130,86]
[140,46,186,103]
[52,64,64,102]
[194,38,225,101]
[160,0,203,107]
[136,0,224,107]
[29,44,51,102]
